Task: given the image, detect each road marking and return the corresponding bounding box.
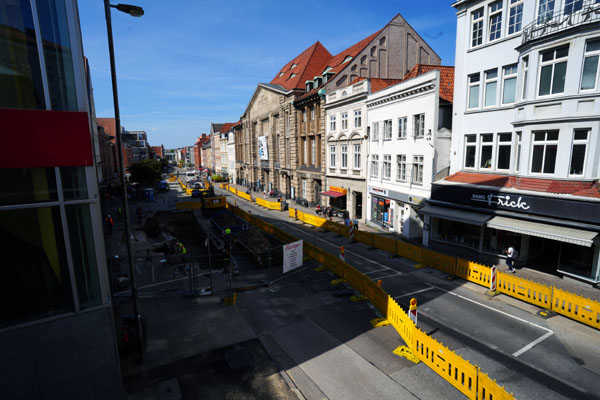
[370,271,403,280]
[427,284,552,333]
[364,268,391,275]
[394,287,434,299]
[512,331,554,357]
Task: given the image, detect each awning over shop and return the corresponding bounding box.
[486,216,598,247]
[321,190,345,198]
[420,205,491,225]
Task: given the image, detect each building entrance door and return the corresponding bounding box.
[354,191,362,219]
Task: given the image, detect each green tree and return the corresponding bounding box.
[129,159,162,186]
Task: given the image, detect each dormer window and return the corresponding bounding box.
[279,72,284,77]
[314,76,323,87]
[323,72,334,82]
[342,55,353,64]
[306,80,314,92]
[290,63,297,70]
[288,73,296,80]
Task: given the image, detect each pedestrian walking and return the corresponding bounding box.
[505,244,518,273]
[105,214,113,235]
[352,215,359,230]
[328,207,333,221]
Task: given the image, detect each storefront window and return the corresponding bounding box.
[433,218,481,249]
[0,168,58,206]
[0,0,46,109]
[371,196,391,227]
[482,227,521,254]
[559,242,595,279]
[66,204,101,309]
[0,206,73,327]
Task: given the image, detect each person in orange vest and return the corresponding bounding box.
[105,214,113,235]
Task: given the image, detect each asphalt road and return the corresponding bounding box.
[216,186,600,400]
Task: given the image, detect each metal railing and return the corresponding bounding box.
[522,0,600,43]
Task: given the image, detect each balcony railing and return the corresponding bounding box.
[522,0,600,43]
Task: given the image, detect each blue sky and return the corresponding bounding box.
[79,1,457,149]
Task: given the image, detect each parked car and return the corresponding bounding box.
[158,180,169,192]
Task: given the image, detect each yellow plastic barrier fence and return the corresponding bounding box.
[551,288,600,330]
[387,298,414,346]
[463,259,491,287]
[497,272,553,310]
[423,249,456,274]
[377,236,397,254]
[238,191,252,201]
[414,327,478,399]
[363,278,388,315]
[396,241,423,263]
[255,197,282,210]
[478,370,515,400]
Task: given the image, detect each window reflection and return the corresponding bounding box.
[0,167,58,206]
[61,166,88,200]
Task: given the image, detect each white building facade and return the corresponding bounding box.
[324,80,369,222]
[227,130,236,183]
[366,69,453,239]
[426,0,600,283]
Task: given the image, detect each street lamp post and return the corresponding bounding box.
[104,1,145,362]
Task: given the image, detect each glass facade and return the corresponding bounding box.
[0,168,58,205]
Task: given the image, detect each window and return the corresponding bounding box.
[372,122,379,141]
[468,73,480,109]
[465,134,477,168]
[371,155,379,177]
[384,119,392,140]
[354,110,362,128]
[502,64,518,104]
[310,107,315,120]
[303,110,306,122]
[570,129,589,175]
[412,156,424,184]
[539,45,569,96]
[383,155,391,179]
[508,0,524,35]
[413,114,425,137]
[521,56,529,100]
[489,1,503,41]
[397,117,407,139]
[515,131,522,172]
[531,131,559,174]
[302,179,306,198]
[480,133,493,168]
[353,144,361,169]
[496,133,512,170]
[397,155,406,181]
[581,38,600,91]
[329,145,336,167]
[341,144,348,168]
[311,137,316,164]
[472,8,484,47]
[564,0,583,15]
[537,0,555,23]
[303,138,308,164]
[329,115,336,131]
[341,112,348,130]
[484,69,498,107]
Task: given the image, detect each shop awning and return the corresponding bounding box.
[321,190,345,198]
[420,205,491,225]
[486,216,598,247]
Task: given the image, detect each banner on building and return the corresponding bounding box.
[258,136,269,160]
[283,240,303,273]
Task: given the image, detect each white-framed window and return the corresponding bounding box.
[354,110,362,128]
[353,144,361,169]
[329,145,336,167]
[412,155,424,184]
[302,179,307,198]
[564,0,583,15]
[537,0,555,24]
[496,133,512,170]
[479,133,494,169]
[531,131,559,174]
[464,134,477,168]
[581,38,600,91]
[341,112,348,130]
[372,122,379,141]
[515,131,522,172]
[488,0,503,42]
[371,154,379,177]
[310,107,315,120]
[521,56,529,100]
[468,73,480,109]
[383,154,391,179]
[329,115,336,131]
[341,144,348,168]
[384,119,392,140]
[472,8,484,47]
[569,129,589,176]
[397,117,407,139]
[396,154,406,181]
[413,114,425,137]
[508,0,524,35]
[303,138,308,164]
[311,137,316,164]
[484,69,498,107]
[502,64,518,104]
[539,45,569,96]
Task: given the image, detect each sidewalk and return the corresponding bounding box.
[218,185,600,302]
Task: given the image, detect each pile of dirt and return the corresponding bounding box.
[143,211,207,254]
[211,212,246,229]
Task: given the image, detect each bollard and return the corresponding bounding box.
[339,245,345,261]
[486,265,500,297]
[409,297,418,326]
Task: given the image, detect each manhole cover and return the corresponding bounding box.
[225,347,253,370]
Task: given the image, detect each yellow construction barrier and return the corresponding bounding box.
[377,236,397,254]
[497,272,553,310]
[238,191,251,201]
[256,197,282,210]
[478,370,515,400]
[551,288,600,330]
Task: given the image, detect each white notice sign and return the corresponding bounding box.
[283,240,303,273]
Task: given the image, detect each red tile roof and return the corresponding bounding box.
[270,42,332,91]
[370,78,406,94]
[219,122,237,133]
[403,64,455,102]
[445,172,600,198]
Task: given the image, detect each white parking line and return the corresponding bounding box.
[394,287,434,299]
[370,271,403,280]
[364,268,391,275]
[512,331,554,357]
